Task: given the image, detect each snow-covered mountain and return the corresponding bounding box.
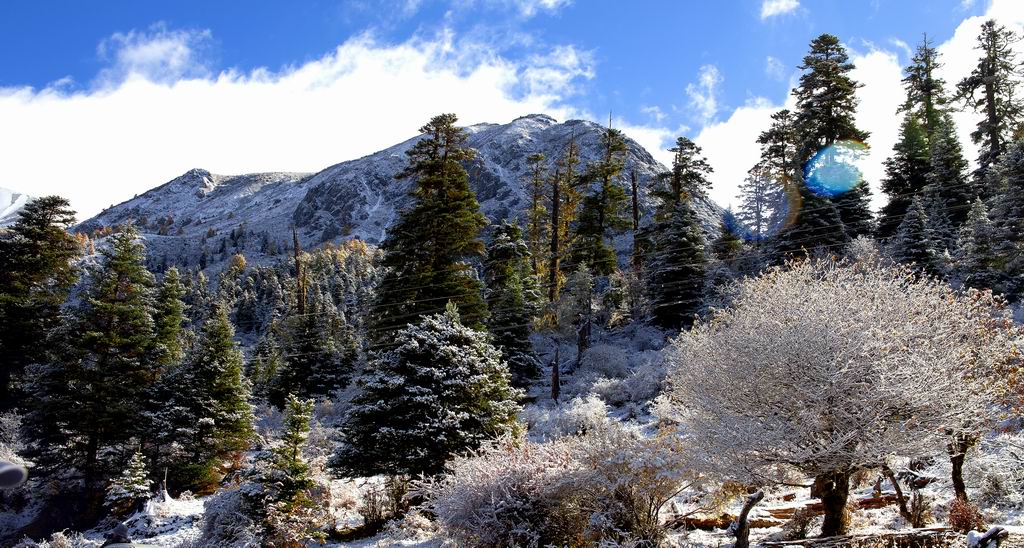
[0,187,32,227]
[80,114,723,269]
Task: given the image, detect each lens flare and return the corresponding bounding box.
[804,140,868,198]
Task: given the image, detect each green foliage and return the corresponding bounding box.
[570,126,630,276]
[890,197,942,276]
[647,202,707,330]
[148,302,254,493]
[484,222,541,386]
[370,113,489,340]
[333,306,522,477]
[153,266,188,368]
[879,114,931,238]
[0,196,80,408]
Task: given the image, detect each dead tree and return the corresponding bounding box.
[729,490,765,548]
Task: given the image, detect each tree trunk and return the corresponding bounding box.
[949,433,973,502]
[551,342,560,403]
[548,169,561,303]
[813,470,852,537]
[882,465,913,525]
[732,490,765,548]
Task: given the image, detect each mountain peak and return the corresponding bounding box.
[80,116,722,272]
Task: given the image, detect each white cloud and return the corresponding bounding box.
[695,97,790,209]
[686,64,723,126]
[510,0,572,17]
[765,56,786,80]
[0,29,596,219]
[696,0,1024,213]
[95,23,213,86]
[760,0,799,19]
[640,105,667,123]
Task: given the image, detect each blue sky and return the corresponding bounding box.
[0,0,1020,218]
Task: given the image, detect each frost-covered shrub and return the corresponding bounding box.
[12,530,93,548]
[967,434,1024,508]
[591,363,667,407]
[662,259,1015,536]
[200,485,262,548]
[580,344,631,379]
[424,424,690,546]
[521,395,610,439]
[423,435,587,547]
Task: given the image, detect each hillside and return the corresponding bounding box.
[79,114,722,270]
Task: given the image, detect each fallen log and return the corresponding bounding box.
[667,493,901,531]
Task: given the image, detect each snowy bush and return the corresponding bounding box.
[967,434,1024,508]
[661,259,1016,536]
[591,361,667,407]
[580,343,631,379]
[521,395,610,439]
[12,531,94,548]
[199,485,262,548]
[424,424,691,546]
[423,434,587,547]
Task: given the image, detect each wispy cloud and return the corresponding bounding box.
[765,56,786,80]
[686,64,723,126]
[95,23,213,86]
[760,0,799,19]
[640,105,666,123]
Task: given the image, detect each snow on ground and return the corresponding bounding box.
[83,495,206,547]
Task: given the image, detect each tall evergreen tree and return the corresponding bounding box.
[547,137,583,302]
[152,266,188,368]
[148,302,254,492]
[332,304,521,477]
[781,34,872,252]
[737,167,783,242]
[878,114,931,238]
[902,35,949,141]
[24,224,156,489]
[925,113,974,230]
[484,222,541,386]
[646,138,710,330]
[570,125,630,275]
[370,114,489,340]
[990,141,1024,297]
[525,152,549,279]
[957,19,1023,190]
[955,199,1001,290]
[0,196,80,409]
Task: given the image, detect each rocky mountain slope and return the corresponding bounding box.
[0,187,32,227]
[80,114,723,270]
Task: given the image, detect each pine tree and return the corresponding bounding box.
[152,266,188,368]
[902,35,949,142]
[484,222,541,386]
[647,202,707,331]
[890,197,940,275]
[256,395,325,545]
[332,304,521,477]
[990,141,1024,297]
[0,196,80,409]
[737,166,784,243]
[646,138,711,330]
[370,114,488,340]
[547,137,583,301]
[784,34,872,252]
[525,152,549,279]
[957,19,1023,190]
[955,199,1001,290]
[105,450,152,515]
[878,114,931,238]
[269,288,359,408]
[78,224,157,484]
[925,113,973,230]
[570,124,630,276]
[149,302,254,492]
